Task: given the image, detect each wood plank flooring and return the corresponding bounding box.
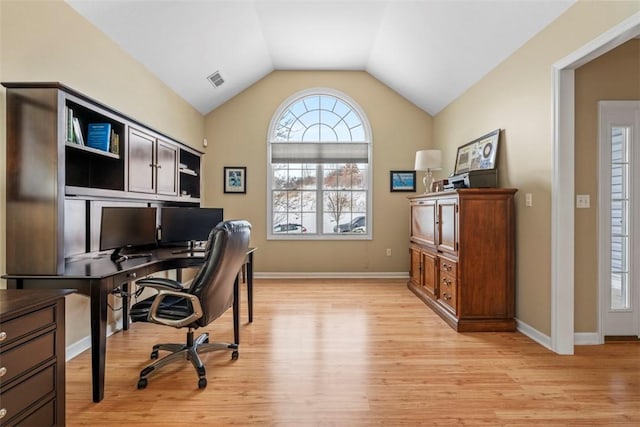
[66,279,640,426]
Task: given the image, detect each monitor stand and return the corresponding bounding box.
[172,240,205,255]
[110,247,152,263]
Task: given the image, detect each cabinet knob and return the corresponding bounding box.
[149,163,155,168]
[0,331,6,342]
[0,366,6,377]
[0,408,6,420]
[156,164,162,169]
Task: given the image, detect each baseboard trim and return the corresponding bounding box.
[66,320,121,362]
[515,318,552,351]
[255,272,409,279]
[574,332,601,345]
[515,318,603,351]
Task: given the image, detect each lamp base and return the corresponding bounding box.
[423,170,434,193]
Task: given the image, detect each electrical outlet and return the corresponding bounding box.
[386,248,392,257]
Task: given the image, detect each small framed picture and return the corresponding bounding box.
[224,166,246,194]
[390,170,416,192]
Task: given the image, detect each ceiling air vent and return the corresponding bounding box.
[207,71,224,88]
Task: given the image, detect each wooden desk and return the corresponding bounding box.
[2,247,256,403]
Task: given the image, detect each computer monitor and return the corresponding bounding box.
[159,207,224,250]
[100,206,158,261]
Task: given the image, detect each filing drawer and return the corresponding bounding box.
[438,272,457,314]
[0,364,56,425]
[11,399,56,427]
[0,332,56,385]
[0,306,55,347]
[439,257,457,277]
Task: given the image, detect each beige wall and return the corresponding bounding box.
[204,71,433,273]
[433,1,640,335]
[0,0,205,346]
[574,39,640,332]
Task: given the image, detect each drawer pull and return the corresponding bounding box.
[0,408,6,420]
[442,278,451,286]
[0,367,6,377]
[0,331,6,342]
[128,272,137,279]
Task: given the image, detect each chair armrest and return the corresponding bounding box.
[135,277,183,291]
[147,289,203,328]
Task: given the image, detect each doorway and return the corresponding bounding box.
[552,12,640,354]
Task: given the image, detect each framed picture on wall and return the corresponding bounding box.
[223,166,246,194]
[389,170,416,192]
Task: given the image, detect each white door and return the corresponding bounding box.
[599,101,640,338]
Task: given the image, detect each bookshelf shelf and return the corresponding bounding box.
[65,142,121,159]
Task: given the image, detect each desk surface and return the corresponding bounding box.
[3,247,257,280]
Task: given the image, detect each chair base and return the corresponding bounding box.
[137,329,238,389]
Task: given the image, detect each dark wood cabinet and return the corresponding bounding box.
[0,289,73,426]
[408,189,517,332]
[3,82,203,275]
[128,128,178,196]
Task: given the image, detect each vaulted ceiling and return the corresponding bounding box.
[66,0,575,116]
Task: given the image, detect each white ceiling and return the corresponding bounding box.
[66,0,575,116]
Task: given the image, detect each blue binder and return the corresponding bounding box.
[86,123,111,152]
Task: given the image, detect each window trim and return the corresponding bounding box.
[266,87,373,241]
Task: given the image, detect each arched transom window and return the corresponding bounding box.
[267,88,372,239]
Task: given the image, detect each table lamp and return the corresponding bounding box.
[414,149,442,193]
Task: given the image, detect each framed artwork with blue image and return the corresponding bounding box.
[390,170,416,192]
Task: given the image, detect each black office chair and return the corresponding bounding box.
[129,220,251,389]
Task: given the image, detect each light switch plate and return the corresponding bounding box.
[576,194,590,209]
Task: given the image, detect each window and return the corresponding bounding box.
[267,88,372,239]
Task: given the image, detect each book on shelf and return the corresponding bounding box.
[109,129,120,155]
[65,106,75,143]
[72,117,85,146]
[86,123,111,152]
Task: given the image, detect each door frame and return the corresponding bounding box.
[552,12,640,354]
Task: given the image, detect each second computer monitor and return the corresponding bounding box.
[160,207,224,245]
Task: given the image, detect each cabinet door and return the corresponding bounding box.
[421,250,437,298]
[438,198,458,255]
[411,199,436,247]
[156,139,178,196]
[409,245,422,287]
[128,129,156,194]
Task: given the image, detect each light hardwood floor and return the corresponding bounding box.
[66,279,640,426]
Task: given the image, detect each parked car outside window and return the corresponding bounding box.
[273,223,307,233]
[334,216,366,233]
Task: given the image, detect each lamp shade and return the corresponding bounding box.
[414,149,442,171]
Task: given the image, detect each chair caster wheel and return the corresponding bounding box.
[137,378,148,389]
[150,351,158,360]
[231,350,239,360]
[198,378,207,389]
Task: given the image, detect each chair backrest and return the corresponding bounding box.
[188,220,251,327]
